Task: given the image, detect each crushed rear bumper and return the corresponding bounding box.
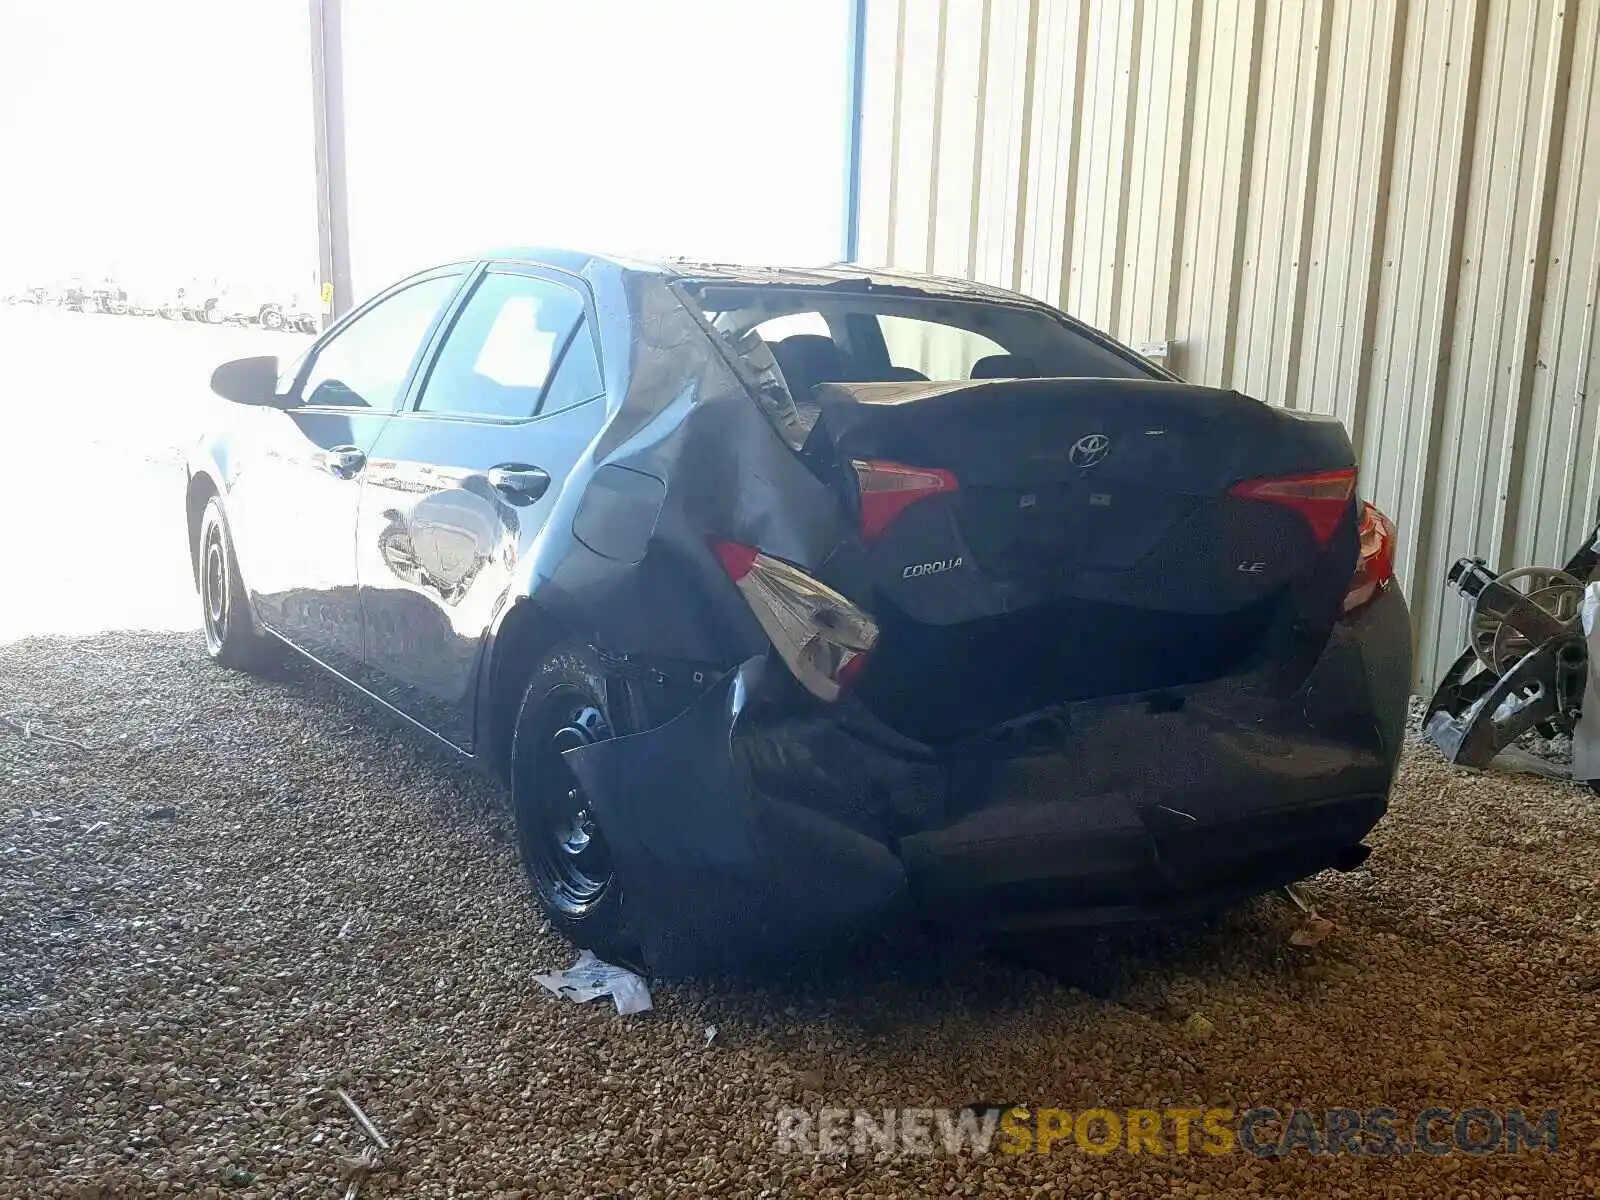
[565,586,1411,973]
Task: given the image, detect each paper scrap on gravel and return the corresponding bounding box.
[533,950,653,1015]
[1289,914,1337,947]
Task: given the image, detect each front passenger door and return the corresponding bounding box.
[356,267,607,748]
[229,270,464,674]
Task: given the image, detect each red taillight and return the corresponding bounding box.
[711,539,879,701]
[1228,467,1357,547]
[711,539,759,580]
[1344,501,1397,613]
[851,459,958,541]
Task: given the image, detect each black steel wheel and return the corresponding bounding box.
[511,645,637,955]
[196,497,272,670]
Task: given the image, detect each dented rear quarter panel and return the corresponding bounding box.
[476,262,863,742]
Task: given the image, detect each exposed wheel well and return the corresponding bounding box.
[483,599,569,787]
[185,472,220,590]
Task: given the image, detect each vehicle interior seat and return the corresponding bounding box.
[970,353,1040,379]
[769,334,854,400]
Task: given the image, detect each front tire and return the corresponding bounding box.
[197,497,271,670]
[510,644,638,958]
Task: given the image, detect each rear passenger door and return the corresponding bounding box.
[354,265,607,749]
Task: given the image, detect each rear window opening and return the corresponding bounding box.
[686,283,1158,429]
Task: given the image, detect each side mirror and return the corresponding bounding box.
[210,356,285,406]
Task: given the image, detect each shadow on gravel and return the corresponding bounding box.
[3,626,1292,1024]
[694,899,1297,1039]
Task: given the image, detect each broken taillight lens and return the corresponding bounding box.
[1343,501,1397,614]
[1227,467,1358,547]
[851,459,958,541]
[712,540,879,701]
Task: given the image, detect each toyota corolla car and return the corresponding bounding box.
[187,250,1411,972]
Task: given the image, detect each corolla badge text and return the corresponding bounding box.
[903,557,963,578]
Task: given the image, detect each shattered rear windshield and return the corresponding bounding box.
[689,283,1154,387]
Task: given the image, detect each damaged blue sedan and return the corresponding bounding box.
[187,250,1412,972]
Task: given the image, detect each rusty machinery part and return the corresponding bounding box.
[1469,565,1583,673]
[1423,544,1596,770]
[1425,635,1587,767]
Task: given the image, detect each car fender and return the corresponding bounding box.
[473,325,859,765]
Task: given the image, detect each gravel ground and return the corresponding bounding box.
[3,631,1598,1199]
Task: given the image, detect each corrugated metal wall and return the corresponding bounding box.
[856,0,1600,683]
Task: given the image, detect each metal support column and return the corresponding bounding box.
[309,0,351,323]
[842,0,867,263]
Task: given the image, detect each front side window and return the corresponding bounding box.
[417,272,601,420]
[298,274,461,408]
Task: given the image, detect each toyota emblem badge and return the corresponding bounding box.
[1068,432,1111,468]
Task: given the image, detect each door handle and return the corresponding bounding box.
[487,464,551,504]
[320,446,366,478]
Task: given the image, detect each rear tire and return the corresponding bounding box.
[510,643,640,960]
[197,497,272,670]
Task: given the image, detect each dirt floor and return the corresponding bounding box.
[4,630,1599,1200]
[2,306,1598,1198]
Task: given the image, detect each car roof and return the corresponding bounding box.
[476,246,1040,305]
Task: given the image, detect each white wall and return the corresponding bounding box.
[0,1,318,292]
[339,0,852,302]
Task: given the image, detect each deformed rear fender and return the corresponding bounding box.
[563,656,910,973]
[500,378,861,698]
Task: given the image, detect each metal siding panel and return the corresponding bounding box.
[1064,0,1136,330]
[961,0,994,278]
[856,0,903,265]
[1116,0,1194,346]
[922,0,952,273]
[1296,0,1402,427]
[1538,0,1600,559]
[1417,0,1569,671]
[976,3,1032,286]
[1017,0,1082,301]
[889,0,942,269]
[929,0,990,276]
[1498,0,1582,565]
[1173,0,1263,384]
[1361,0,1486,685]
[1234,0,1318,405]
[1275,0,1334,411]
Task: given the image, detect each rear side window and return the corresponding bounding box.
[418,272,602,420]
[299,274,461,408]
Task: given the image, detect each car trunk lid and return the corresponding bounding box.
[805,377,1360,742]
